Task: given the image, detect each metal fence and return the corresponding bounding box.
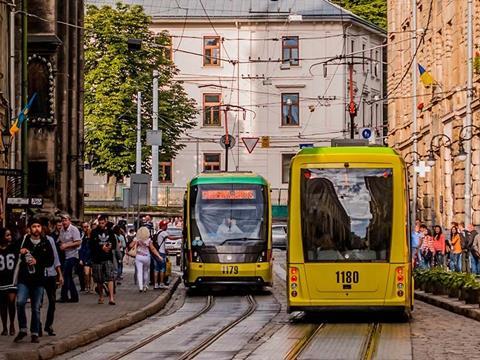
[84,184,289,207]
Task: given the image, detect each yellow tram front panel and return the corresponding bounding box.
[186,261,273,285]
[287,146,412,312]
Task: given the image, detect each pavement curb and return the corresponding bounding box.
[414,290,480,322]
[4,275,181,360]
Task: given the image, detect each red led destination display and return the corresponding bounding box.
[201,190,256,200]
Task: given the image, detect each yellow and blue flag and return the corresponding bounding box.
[10,93,37,137]
[418,64,435,87]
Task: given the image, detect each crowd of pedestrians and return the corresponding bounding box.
[412,220,480,275]
[0,213,182,344]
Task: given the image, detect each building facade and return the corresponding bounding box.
[1,0,84,221]
[86,0,385,202]
[387,0,480,226]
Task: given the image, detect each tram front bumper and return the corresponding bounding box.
[186,262,272,286]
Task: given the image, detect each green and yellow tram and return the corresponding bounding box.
[287,146,412,314]
[182,172,273,288]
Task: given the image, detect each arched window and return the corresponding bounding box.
[27,55,54,124]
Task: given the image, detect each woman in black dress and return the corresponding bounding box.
[0,228,19,336]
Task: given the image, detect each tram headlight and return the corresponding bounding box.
[291,283,297,289]
[397,283,404,289]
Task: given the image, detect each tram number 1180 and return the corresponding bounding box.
[336,271,359,284]
[221,265,239,274]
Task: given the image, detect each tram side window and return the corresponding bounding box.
[300,168,393,262]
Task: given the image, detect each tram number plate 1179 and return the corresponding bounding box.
[336,271,359,284]
[221,265,239,274]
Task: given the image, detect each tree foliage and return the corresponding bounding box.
[84,3,197,179]
[331,0,387,30]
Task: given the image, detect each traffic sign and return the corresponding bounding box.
[242,137,259,153]
[261,136,270,148]
[299,143,314,149]
[360,127,373,140]
[146,130,162,146]
[0,168,22,177]
[220,135,236,149]
[6,197,43,207]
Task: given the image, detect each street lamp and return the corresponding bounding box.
[426,133,452,166]
[0,131,11,154]
[403,150,422,166]
[458,124,480,163]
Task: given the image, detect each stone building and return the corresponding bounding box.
[2,0,84,221]
[388,0,480,226]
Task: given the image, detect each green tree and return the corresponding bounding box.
[84,3,197,180]
[331,0,387,30]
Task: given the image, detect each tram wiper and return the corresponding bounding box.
[219,238,262,245]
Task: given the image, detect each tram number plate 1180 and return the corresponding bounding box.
[221,265,239,274]
[336,271,359,284]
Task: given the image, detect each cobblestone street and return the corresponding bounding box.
[411,301,480,360]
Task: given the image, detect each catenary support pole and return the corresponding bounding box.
[136,91,141,174]
[465,0,473,225]
[22,0,28,196]
[9,7,15,168]
[412,0,418,226]
[151,71,159,206]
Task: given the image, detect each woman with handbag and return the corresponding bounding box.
[128,227,164,292]
[420,227,435,269]
[0,228,18,336]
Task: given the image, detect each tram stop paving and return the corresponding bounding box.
[0,262,180,360]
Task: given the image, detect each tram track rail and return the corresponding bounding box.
[178,295,257,360]
[284,323,325,360]
[361,323,381,360]
[109,295,215,360]
[283,322,381,360]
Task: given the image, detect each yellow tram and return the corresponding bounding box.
[287,145,412,314]
[182,172,273,288]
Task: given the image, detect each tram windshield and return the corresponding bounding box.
[301,168,393,262]
[189,184,268,246]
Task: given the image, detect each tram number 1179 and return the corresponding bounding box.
[336,271,359,284]
[221,265,239,274]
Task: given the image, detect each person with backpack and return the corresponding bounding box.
[14,219,54,343]
[153,221,181,289]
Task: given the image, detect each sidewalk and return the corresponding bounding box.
[0,262,179,360]
[414,290,480,322]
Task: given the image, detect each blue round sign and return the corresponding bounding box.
[361,128,372,139]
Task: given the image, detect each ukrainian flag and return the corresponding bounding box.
[418,64,435,87]
[10,93,37,136]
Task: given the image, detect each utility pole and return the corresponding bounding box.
[465,0,473,225]
[21,0,28,196]
[411,0,418,226]
[348,63,357,139]
[224,106,230,172]
[136,91,142,174]
[9,5,15,168]
[151,70,159,206]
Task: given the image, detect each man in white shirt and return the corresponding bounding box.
[58,214,81,302]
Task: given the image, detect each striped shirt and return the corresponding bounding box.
[420,235,435,253]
